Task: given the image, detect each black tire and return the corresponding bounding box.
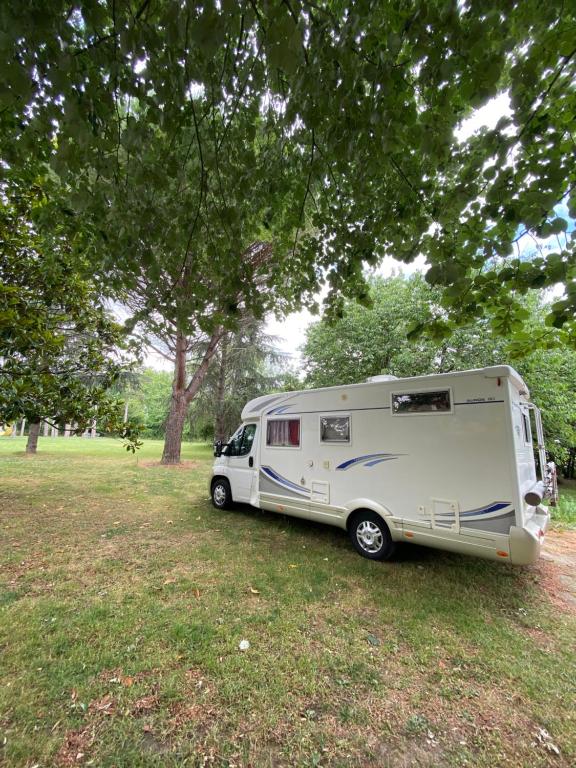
[211,477,233,510]
[348,510,396,561]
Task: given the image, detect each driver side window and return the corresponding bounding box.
[239,424,256,456]
[225,424,256,457]
[224,427,243,456]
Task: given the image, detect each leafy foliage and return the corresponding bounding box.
[302,275,506,386]
[187,318,290,441]
[0,184,141,449]
[115,368,173,439]
[302,275,576,471]
[0,1,574,344]
[521,349,576,474]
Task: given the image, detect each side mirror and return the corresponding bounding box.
[214,440,223,457]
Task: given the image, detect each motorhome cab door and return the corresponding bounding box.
[225,424,258,503]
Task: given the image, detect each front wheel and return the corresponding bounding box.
[211,478,233,510]
[349,510,396,561]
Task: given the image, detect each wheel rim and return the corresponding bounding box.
[213,484,227,506]
[356,521,383,553]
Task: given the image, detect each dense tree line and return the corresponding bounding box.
[303,275,576,476]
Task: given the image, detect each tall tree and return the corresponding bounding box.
[188,316,287,443]
[1,1,574,346]
[0,184,140,453]
[123,232,295,462]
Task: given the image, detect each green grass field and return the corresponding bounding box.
[0,437,575,767]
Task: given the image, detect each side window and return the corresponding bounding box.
[224,426,243,456]
[521,411,532,445]
[266,419,300,447]
[392,390,451,414]
[225,424,256,456]
[239,424,256,456]
[320,415,350,443]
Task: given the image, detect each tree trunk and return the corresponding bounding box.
[43,420,50,437]
[214,333,229,442]
[162,392,189,464]
[26,420,41,454]
[161,332,189,465]
[161,327,225,465]
[20,418,26,436]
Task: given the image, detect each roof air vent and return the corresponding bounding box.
[366,375,398,383]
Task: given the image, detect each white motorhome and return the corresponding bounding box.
[210,366,558,565]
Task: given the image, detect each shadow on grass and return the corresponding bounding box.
[211,502,537,624]
[215,501,518,573]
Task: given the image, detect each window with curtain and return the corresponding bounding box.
[266,419,300,447]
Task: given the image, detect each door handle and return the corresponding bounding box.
[249,456,254,468]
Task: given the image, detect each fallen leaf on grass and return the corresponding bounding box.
[163,578,177,586]
[533,727,560,755]
[131,695,159,715]
[249,587,260,595]
[88,695,115,715]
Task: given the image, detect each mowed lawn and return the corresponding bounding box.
[0,438,575,768]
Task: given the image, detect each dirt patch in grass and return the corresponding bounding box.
[55,723,98,767]
[538,530,576,612]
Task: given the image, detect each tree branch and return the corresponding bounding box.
[292,128,316,257]
[184,327,226,403]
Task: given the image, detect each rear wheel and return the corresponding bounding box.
[349,510,396,561]
[211,478,233,510]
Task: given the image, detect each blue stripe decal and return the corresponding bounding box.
[251,396,283,413]
[434,501,512,518]
[260,466,311,497]
[266,405,294,415]
[364,458,398,467]
[336,453,402,471]
[462,501,510,517]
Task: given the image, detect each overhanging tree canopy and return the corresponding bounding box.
[1,0,574,345]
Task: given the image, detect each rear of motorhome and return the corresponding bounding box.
[210,366,558,565]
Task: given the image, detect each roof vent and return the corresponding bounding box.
[366,374,398,383]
